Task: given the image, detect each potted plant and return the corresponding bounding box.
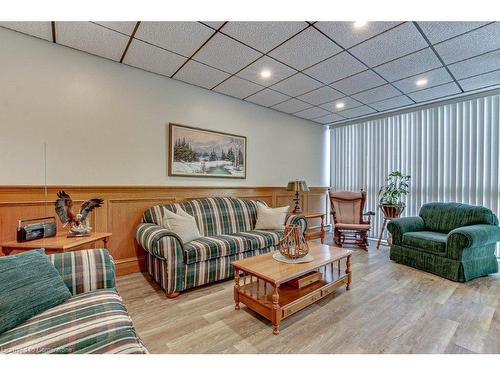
[378,171,411,218]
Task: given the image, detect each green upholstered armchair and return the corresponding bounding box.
[387,202,500,282]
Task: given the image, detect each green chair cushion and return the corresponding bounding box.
[419,202,498,233]
[0,249,72,335]
[402,231,447,254]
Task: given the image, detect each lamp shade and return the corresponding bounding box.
[286,180,310,192]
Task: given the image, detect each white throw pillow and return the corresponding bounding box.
[254,202,290,230]
[162,207,201,243]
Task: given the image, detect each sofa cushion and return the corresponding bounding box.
[402,231,447,254]
[143,197,261,236]
[419,202,499,233]
[0,290,148,354]
[184,230,281,264]
[0,250,72,335]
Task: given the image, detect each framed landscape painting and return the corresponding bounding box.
[168,123,247,179]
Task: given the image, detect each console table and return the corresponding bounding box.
[1,232,112,255]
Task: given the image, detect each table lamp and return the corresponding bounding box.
[286,180,309,213]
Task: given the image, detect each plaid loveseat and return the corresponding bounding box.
[0,249,148,354]
[136,197,306,296]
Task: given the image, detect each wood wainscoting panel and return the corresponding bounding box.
[0,186,329,275]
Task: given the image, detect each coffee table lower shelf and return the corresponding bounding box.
[234,269,350,335]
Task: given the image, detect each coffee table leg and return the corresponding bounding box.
[272,286,280,335]
[346,254,352,291]
[234,270,240,310]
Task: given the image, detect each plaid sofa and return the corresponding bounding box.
[136,197,306,296]
[0,249,148,354]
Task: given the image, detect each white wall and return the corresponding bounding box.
[0,28,329,187]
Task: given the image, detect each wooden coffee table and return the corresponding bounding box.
[232,243,352,335]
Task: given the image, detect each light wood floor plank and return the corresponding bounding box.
[116,238,500,354]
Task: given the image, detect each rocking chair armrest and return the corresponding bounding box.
[361,211,376,224]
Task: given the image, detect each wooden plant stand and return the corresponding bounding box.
[232,243,352,335]
[376,204,404,249]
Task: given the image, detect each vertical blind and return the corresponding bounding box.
[330,93,500,256]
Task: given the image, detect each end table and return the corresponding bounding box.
[1,232,112,256]
[302,212,326,244]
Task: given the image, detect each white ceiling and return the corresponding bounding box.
[1,21,500,126]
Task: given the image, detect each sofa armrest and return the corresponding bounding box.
[48,248,115,295]
[135,223,184,259]
[286,214,308,234]
[387,216,425,245]
[447,224,500,260]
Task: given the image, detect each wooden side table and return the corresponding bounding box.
[302,212,326,244]
[1,232,112,256]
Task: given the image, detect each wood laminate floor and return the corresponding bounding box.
[116,239,500,354]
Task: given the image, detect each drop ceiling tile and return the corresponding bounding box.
[0,22,52,41]
[459,70,500,91]
[270,73,323,97]
[374,48,442,82]
[393,67,453,93]
[447,49,500,79]
[315,21,402,49]
[94,22,137,35]
[407,82,461,102]
[123,39,187,77]
[330,70,386,95]
[303,52,367,84]
[56,22,130,61]
[417,21,488,44]
[135,22,214,57]
[352,84,401,104]
[319,97,363,112]
[174,60,230,89]
[245,89,290,107]
[434,22,500,64]
[236,55,296,86]
[337,105,376,118]
[221,22,307,53]
[201,21,226,29]
[268,27,342,70]
[370,95,413,111]
[313,113,346,124]
[296,86,344,105]
[193,33,262,74]
[271,98,312,114]
[213,76,263,99]
[294,106,331,120]
[349,22,428,67]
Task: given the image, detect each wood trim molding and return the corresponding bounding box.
[0,185,329,275]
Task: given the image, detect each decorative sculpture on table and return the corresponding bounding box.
[279,224,310,259]
[54,191,104,237]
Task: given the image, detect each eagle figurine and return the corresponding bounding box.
[55,191,104,236]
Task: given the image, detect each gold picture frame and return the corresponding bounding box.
[168,123,247,179]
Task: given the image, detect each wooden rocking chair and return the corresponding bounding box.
[329,190,375,251]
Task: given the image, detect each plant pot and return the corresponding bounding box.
[379,204,405,219]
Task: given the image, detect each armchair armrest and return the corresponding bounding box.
[286,214,308,234]
[447,224,500,260]
[135,223,184,259]
[387,216,425,245]
[49,248,115,295]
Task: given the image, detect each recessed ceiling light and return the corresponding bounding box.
[416,78,428,87]
[335,102,345,109]
[260,69,272,79]
[354,21,368,28]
